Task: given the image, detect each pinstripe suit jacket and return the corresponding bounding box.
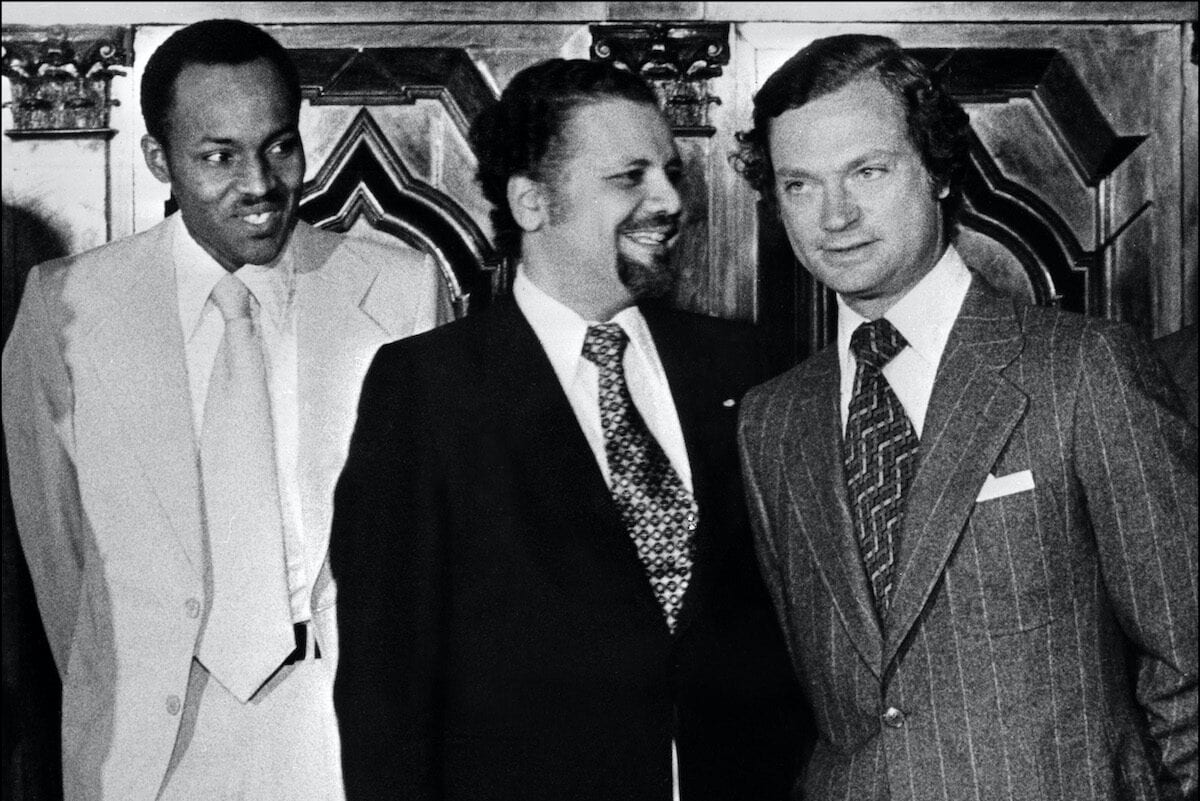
[738,276,1198,801]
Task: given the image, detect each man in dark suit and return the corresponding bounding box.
[331,58,804,801]
[734,34,1197,800]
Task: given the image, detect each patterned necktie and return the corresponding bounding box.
[843,318,920,618]
[197,273,295,702]
[581,322,698,633]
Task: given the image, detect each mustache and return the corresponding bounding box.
[618,212,681,236]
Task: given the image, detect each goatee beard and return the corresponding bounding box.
[617,249,680,302]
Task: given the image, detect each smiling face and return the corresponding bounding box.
[519,98,683,320]
[768,76,947,319]
[142,57,305,272]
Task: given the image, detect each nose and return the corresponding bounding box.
[645,167,682,219]
[819,183,860,232]
[237,154,274,198]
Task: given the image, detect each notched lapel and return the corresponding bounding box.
[641,312,735,638]
[883,282,1029,669]
[294,243,397,578]
[778,352,884,676]
[79,252,204,579]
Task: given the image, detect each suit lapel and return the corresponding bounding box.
[293,223,395,587]
[883,279,1028,669]
[640,309,728,638]
[780,349,884,676]
[80,221,204,577]
[478,302,666,628]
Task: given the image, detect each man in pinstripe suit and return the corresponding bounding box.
[734,34,1197,800]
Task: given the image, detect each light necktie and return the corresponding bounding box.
[197,272,295,702]
[581,322,698,633]
[843,318,920,618]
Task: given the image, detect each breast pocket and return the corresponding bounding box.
[951,482,1066,638]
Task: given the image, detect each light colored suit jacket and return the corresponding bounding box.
[739,276,1198,800]
[2,216,444,800]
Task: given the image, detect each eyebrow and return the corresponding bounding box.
[775,148,901,178]
[197,126,299,147]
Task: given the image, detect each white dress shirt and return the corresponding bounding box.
[172,213,311,623]
[513,266,693,493]
[837,246,973,437]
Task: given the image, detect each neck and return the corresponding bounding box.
[522,254,634,323]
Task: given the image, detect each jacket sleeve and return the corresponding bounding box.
[331,341,445,801]
[1074,322,1198,798]
[2,265,85,676]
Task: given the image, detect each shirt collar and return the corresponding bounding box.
[836,245,972,370]
[172,212,296,339]
[512,265,649,369]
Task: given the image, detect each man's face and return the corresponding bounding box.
[143,57,305,271]
[535,98,683,314]
[767,76,947,319]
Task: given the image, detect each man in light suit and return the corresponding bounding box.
[734,34,1197,800]
[332,58,806,801]
[2,19,443,801]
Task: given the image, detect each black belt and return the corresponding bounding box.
[282,621,322,665]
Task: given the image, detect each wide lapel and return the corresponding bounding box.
[77,221,204,577]
[478,302,666,627]
[883,279,1029,669]
[293,224,396,581]
[779,348,884,677]
[640,309,729,638]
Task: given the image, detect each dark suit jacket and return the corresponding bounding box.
[739,276,1198,801]
[1155,323,1198,428]
[332,299,806,801]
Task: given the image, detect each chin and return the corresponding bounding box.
[618,254,679,301]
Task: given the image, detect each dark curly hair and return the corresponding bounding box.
[141,19,300,150]
[732,34,971,236]
[469,58,659,261]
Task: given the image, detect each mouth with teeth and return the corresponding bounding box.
[240,210,279,228]
[619,226,679,254]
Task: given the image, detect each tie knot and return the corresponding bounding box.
[850,318,908,370]
[581,322,629,369]
[209,273,254,322]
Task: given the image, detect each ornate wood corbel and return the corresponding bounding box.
[2,25,131,137]
[588,22,730,137]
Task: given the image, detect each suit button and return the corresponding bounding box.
[881,707,905,728]
[684,512,698,531]
[166,695,181,715]
[184,598,201,619]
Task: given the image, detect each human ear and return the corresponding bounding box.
[141,134,172,185]
[507,175,548,233]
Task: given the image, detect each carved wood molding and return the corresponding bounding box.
[299,108,503,315]
[588,22,730,137]
[290,47,496,144]
[2,24,130,136]
[910,47,1145,187]
[908,47,1148,315]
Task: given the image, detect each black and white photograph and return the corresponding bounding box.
[2,2,1196,800]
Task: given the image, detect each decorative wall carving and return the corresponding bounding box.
[2,25,130,136]
[299,108,502,315]
[588,22,730,137]
[291,47,495,143]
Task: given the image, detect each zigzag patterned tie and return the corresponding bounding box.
[843,318,919,618]
[582,322,697,633]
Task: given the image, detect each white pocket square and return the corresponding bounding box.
[976,470,1035,502]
